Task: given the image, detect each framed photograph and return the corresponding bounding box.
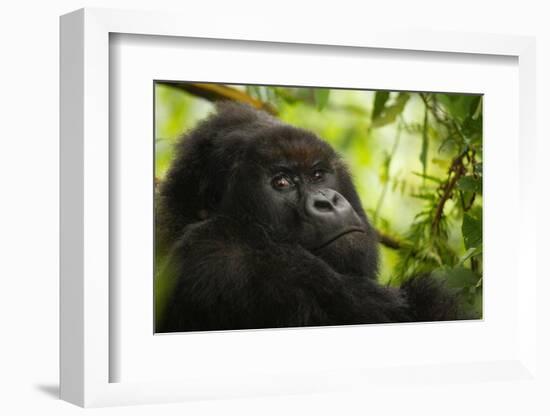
[60,8,538,408]
[153,81,484,335]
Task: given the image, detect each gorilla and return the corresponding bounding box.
[155,101,462,332]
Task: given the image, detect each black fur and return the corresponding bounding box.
[156,102,463,332]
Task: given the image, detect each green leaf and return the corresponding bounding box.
[462,113,483,145]
[154,255,182,328]
[462,213,482,249]
[273,88,299,104]
[372,91,390,121]
[438,136,457,153]
[420,106,429,178]
[247,85,261,99]
[379,152,391,183]
[314,88,330,111]
[457,176,482,193]
[470,286,483,318]
[372,93,410,128]
[472,97,483,120]
[474,162,483,174]
[457,246,482,266]
[411,172,442,184]
[433,266,480,289]
[257,86,269,102]
[436,94,481,121]
[411,193,435,201]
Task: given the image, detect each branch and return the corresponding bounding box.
[419,93,470,236]
[431,151,467,236]
[160,82,278,115]
[377,231,402,250]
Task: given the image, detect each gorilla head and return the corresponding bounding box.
[158,102,378,278]
[156,101,462,332]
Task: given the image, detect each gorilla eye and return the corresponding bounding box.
[272,175,293,190]
[311,170,326,182]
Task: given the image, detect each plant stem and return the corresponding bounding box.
[373,122,402,225]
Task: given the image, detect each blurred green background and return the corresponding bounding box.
[155,82,483,318]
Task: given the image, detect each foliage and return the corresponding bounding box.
[155,83,483,318]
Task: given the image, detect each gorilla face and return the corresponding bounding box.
[218,123,379,278]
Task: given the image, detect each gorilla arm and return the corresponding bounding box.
[156,219,412,332]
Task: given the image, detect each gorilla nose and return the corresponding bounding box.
[306,189,352,217]
[302,189,364,249]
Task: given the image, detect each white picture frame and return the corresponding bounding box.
[60,7,539,408]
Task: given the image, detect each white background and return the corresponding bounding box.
[111,35,518,383]
[1,1,548,415]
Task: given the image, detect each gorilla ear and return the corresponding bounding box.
[157,102,271,248]
[158,107,247,230]
[156,120,220,248]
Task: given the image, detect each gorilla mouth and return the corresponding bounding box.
[313,227,365,250]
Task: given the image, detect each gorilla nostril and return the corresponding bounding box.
[313,199,333,212]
